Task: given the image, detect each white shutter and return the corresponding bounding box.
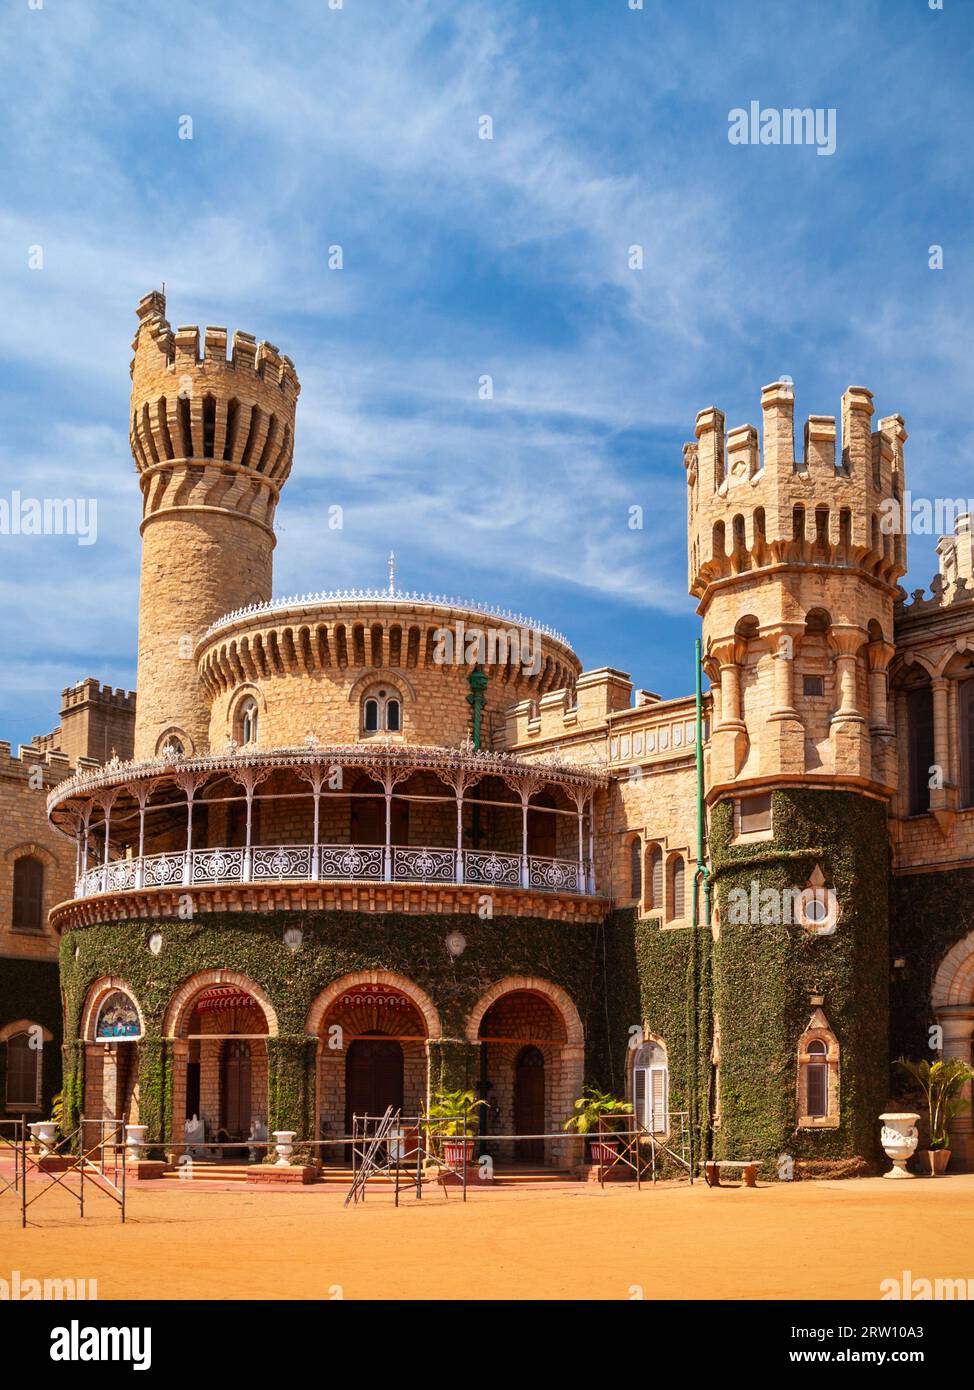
[649,1066,668,1134]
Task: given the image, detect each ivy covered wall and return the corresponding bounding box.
[58,910,609,1142]
[709,788,890,1168]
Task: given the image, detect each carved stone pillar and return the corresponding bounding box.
[764,622,805,776]
[708,636,748,783]
[866,639,896,789]
[829,625,870,777]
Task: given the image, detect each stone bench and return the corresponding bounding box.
[703,1159,759,1188]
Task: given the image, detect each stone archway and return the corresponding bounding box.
[163,971,278,1156]
[78,976,145,1132]
[466,976,584,1169]
[306,972,441,1161]
[931,932,974,1171]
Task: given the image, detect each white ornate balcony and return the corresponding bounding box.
[74,844,592,899]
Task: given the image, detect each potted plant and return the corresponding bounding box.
[563,1088,633,1165]
[895,1057,974,1175]
[427,1089,486,1168]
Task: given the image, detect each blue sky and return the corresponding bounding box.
[1,0,972,751]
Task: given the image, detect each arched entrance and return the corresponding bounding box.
[164,973,276,1158]
[307,973,438,1165]
[469,978,584,1171]
[513,1045,545,1163]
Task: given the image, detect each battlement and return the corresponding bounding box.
[60,678,136,714]
[132,291,300,398]
[129,292,300,533]
[685,381,907,601]
[0,739,99,783]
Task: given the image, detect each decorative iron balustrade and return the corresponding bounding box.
[74,845,595,898]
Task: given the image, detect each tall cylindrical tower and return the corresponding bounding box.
[685,381,908,1169]
[129,291,300,759]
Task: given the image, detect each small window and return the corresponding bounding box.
[12,856,44,932]
[961,678,974,810]
[669,857,685,920]
[361,687,403,736]
[907,686,935,815]
[805,1040,829,1117]
[629,839,642,901]
[738,793,772,836]
[803,675,825,698]
[646,846,663,911]
[5,1030,41,1107]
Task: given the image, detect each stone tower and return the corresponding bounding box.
[129,291,300,760]
[684,381,908,1166]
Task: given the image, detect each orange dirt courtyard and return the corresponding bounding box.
[2,1173,973,1302]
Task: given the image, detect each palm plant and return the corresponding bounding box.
[896,1057,974,1150]
[562,1087,632,1135]
[427,1088,487,1138]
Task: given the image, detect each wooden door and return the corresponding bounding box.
[220,1040,252,1142]
[513,1045,545,1164]
[344,1038,404,1133]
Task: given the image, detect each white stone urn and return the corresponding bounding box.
[29,1121,57,1156]
[880,1112,920,1179]
[125,1124,148,1164]
[272,1130,296,1167]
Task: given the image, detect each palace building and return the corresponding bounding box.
[2,290,974,1175]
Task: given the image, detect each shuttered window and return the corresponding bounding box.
[805,1042,829,1118]
[632,1043,668,1135]
[12,856,44,932]
[647,847,663,911]
[629,839,641,900]
[5,1031,41,1107]
[962,679,974,809]
[670,857,685,919]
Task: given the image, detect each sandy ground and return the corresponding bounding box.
[1,1172,973,1300]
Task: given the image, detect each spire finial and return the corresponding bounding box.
[388,550,396,596]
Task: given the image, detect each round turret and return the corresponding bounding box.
[128,291,300,759]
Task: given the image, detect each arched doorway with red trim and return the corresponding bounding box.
[313,978,431,1164]
[166,979,273,1159]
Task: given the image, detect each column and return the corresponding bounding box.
[866,640,896,790]
[455,788,464,885]
[708,636,748,783]
[930,677,954,814]
[829,625,870,778]
[764,622,805,776]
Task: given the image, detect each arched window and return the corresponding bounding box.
[646,846,663,911]
[5,1029,41,1107]
[805,1040,828,1118]
[669,856,685,921]
[94,990,142,1041]
[629,838,642,902]
[12,856,44,932]
[797,1012,840,1128]
[239,697,259,747]
[632,1040,668,1134]
[361,686,403,737]
[156,730,187,758]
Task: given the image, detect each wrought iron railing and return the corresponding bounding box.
[75,845,595,898]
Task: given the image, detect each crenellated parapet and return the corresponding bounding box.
[685,381,908,602]
[130,290,300,537]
